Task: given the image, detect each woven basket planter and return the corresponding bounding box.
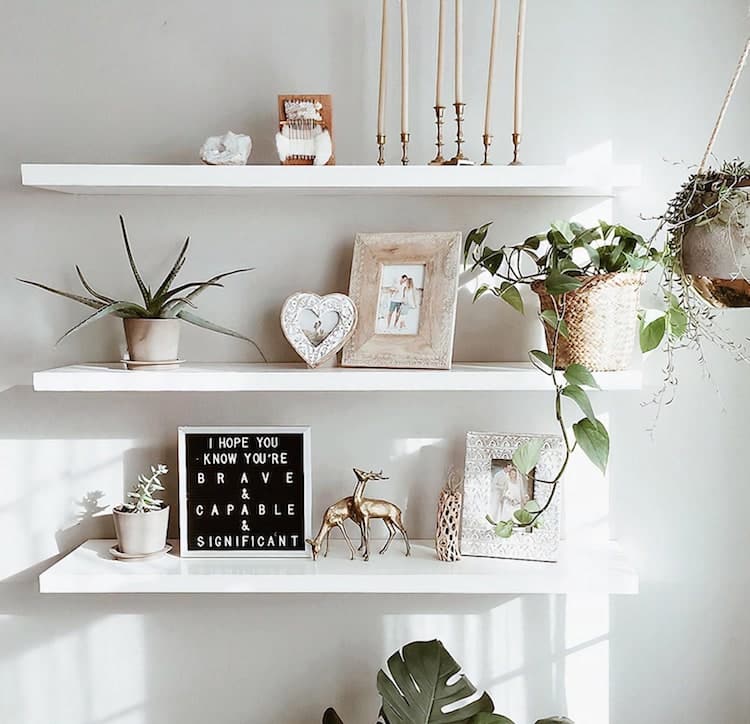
[532,272,644,371]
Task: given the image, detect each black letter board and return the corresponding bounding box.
[178,426,311,557]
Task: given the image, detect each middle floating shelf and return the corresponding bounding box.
[33,362,642,392]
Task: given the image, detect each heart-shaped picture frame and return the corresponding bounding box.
[281,292,358,368]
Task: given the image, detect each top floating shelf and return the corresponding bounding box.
[21,164,640,197]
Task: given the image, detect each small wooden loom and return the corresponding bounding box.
[277,94,335,165]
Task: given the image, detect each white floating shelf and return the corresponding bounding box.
[21,164,640,197]
[39,539,638,594]
[33,362,642,392]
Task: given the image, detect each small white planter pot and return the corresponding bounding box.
[123,318,181,362]
[113,505,169,555]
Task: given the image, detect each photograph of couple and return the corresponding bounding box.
[375,263,425,336]
[490,459,534,522]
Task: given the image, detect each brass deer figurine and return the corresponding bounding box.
[306,468,411,561]
[351,468,411,561]
[305,496,359,561]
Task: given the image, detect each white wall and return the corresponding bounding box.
[1,1,749,723]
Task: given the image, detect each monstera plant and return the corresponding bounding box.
[322,639,572,724]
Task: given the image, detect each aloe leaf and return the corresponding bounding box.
[168,268,254,315]
[56,300,146,345]
[152,237,190,302]
[119,215,151,306]
[159,296,197,317]
[161,281,224,302]
[74,266,115,304]
[176,309,267,362]
[18,278,106,310]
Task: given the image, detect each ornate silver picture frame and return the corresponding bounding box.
[341,231,461,369]
[461,431,564,562]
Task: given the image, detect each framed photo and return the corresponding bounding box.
[342,231,461,369]
[178,426,312,558]
[461,431,565,562]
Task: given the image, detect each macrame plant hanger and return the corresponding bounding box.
[698,35,750,174]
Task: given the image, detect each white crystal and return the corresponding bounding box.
[200,131,252,165]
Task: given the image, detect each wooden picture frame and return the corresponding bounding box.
[178,426,312,558]
[461,431,564,562]
[341,232,461,369]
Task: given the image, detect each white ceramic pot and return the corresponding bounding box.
[113,505,169,555]
[123,318,181,361]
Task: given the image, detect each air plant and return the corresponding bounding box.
[18,215,266,360]
[119,464,168,514]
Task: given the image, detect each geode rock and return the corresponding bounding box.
[200,131,252,165]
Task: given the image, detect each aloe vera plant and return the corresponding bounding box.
[18,215,265,359]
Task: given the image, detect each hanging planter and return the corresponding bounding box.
[673,174,750,308]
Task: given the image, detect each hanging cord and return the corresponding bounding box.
[698,34,750,174]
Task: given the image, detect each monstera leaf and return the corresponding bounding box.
[377,639,496,724]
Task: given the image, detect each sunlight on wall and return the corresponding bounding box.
[379,595,610,724]
[0,438,136,578]
[564,595,610,724]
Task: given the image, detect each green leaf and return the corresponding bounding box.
[539,309,569,338]
[470,712,515,724]
[639,314,666,353]
[530,349,553,370]
[473,284,490,302]
[322,708,344,724]
[561,384,596,421]
[75,266,115,304]
[582,242,601,268]
[524,499,541,513]
[176,309,267,361]
[563,363,600,389]
[119,215,151,306]
[512,438,544,475]
[667,306,688,338]
[544,269,582,296]
[56,300,147,345]
[513,508,533,525]
[152,236,190,305]
[464,223,492,260]
[572,418,610,474]
[17,278,106,311]
[377,640,495,724]
[166,268,255,315]
[535,718,574,724]
[498,283,524,313]
[495,521,514,538]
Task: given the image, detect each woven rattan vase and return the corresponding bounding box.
[532,272,644,371]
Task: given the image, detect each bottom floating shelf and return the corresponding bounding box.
[39,539,638,594]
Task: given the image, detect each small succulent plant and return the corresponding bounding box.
[18,215,265,359]
[121,464,168,514]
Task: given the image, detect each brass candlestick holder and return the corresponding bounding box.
[445,102,474,166]
[376,133,386,166]
[429,105,446,165]
[481,134,493,165]
[400,132,410,166]
[510,132,522,165]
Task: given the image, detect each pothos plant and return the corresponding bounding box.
[642,159,750,414]
[322,639,572,724]
[18,215,266,359]
[465,220,660,537]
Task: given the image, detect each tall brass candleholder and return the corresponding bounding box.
[445,102,474,166]
[429,105,446,165]
[400,132,410,166]
[377,134,386,166]
[510,132,522,165]
[481,134,493,165]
